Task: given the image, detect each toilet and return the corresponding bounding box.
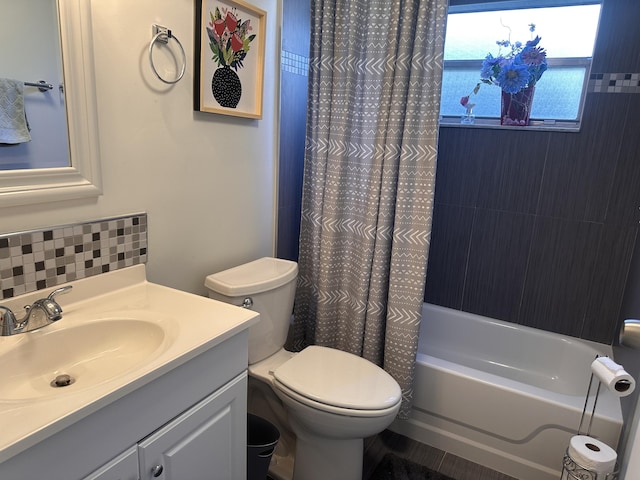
[205,257,401,480]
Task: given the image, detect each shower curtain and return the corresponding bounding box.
[292,0,447,416]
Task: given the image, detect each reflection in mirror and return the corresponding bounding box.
[1,0,70,171]
[0,0,102,207]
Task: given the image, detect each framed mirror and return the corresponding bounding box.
[0,0,101,207]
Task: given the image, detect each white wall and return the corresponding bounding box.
[0,0,280,295]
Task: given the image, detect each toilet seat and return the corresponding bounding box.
[273,378,401,418]
[272,345,401,415]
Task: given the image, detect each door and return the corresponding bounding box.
[137,373,247,480]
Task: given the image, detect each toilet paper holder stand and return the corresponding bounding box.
[560,355,619,480]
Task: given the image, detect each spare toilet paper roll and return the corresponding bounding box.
[590,356,636,397]
[568,435,617,475]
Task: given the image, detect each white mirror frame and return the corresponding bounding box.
[0,0,101,207]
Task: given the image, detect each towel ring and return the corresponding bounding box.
[148,25,186,84]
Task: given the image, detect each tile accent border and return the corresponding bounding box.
[282,50,309,77]
[0,213,147,300]
[588,73,640,93]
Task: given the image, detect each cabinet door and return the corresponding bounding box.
[83,446,139,480]
[137,373,247,480]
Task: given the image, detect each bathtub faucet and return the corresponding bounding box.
[0,286,73,336]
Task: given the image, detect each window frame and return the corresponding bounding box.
[439,0,602,132]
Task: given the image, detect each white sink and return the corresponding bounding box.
[0,264,259,464]
[0,318,166,401]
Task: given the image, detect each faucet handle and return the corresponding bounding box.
[620,319,640,349]
[38,285,73,321]
[0,306,18,336]
[47,285,73,301]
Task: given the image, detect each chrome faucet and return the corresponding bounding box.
[0,286,73,336]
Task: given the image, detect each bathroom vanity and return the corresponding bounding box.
[0,265,259,479]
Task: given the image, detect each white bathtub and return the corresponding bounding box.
[390,303,623,480]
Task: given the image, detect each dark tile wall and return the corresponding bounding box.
[0,214,147,300]
[276,0,309,262]
[591,0,640,73]
[425,0,640,344]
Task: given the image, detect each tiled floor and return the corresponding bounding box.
[363,430,519,480]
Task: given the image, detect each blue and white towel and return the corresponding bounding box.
[0,78,31,144]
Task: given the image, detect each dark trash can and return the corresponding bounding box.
[247,414,280,480]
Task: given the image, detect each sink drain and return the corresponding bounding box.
[51,374,75,388]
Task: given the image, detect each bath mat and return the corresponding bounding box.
[370,453,455,480]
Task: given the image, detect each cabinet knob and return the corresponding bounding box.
[151,464,164,477]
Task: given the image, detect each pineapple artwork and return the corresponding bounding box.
[206,6,257,108]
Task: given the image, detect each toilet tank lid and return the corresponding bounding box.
[205,257,298,296]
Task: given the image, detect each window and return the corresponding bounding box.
[440,1,601,130]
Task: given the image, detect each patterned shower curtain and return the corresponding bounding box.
[292,0,447,417]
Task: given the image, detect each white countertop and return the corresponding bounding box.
[0,264,259,463]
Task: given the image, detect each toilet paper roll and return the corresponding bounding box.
[590,356,636,397]
[568,435,617,476]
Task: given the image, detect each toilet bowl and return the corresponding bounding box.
[205,257,401,480]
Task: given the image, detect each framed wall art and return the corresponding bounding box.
[194,0,266,118]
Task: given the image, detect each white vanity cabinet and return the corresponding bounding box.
[0,330,250,480]
[85,372,246,480]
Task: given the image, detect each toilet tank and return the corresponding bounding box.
[205,257,298,364]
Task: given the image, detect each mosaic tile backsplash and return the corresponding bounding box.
[0,213,147,300]
[588,72,640,93]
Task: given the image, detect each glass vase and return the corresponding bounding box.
[460,108,475,125]
[501,86,535,126]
